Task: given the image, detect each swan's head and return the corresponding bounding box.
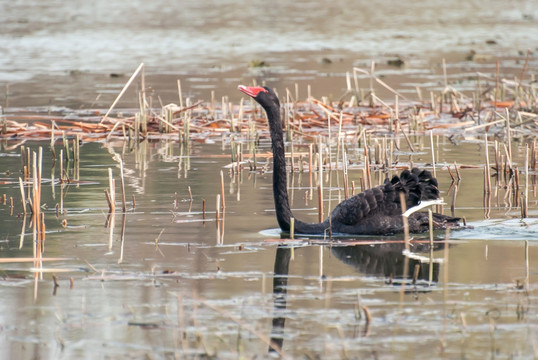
[238,85,280,108]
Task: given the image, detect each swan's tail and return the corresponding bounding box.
[412,168,440,201]
[390,168,440,209]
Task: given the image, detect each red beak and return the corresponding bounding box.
[238,85,268,98]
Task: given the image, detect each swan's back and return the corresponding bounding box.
[329,168,449,234]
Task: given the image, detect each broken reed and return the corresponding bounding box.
[522,144,529,218]
[105,168,116,213]
[220,170,226,214]
[119,160,127,213]
[15,147,47,258]
[104,164,129,215]
[484,135,491,194]
[202,198,206,222]
[317,136,324,222]
[19,177,27,215]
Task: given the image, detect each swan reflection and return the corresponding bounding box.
[269,241,444,354]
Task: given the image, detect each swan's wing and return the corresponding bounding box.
[330,183,400,226]
[330,168,440,226]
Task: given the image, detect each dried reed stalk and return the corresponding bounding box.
[216,194,221,223]
[318,136,324,221]
[105,168,116,213]
[400,192,409,251]
[119,159,126,212]
[522,144,529,218]
[101,62,145,123]
[484,136,491,194]
[317,184,323,222]
[428,209,434,284]
[19,177,26,215]
[430,131,436,178]
[220,170,226,214]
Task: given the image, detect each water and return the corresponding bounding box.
[1,0,538,107]
[2,0,537,76]
[1,1,538,358]
[0,137,537,359]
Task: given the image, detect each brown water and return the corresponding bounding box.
[2,0,538,108]
[0,135,537,359]
[1,0,538,358]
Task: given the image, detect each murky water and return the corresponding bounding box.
[2,0,538,108]
[0,136,537,359]
[1,0,538,358]
[2,0,537,76]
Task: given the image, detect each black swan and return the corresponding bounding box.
[238,85,460,236]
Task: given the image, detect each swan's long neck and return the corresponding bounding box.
[264,103,293,232]
[264,102,328,234]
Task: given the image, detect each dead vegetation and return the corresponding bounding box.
[0,60,536,145]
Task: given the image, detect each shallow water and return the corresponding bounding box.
[2,0,538,108]
[1,0,538,358]
[2,0,537,77]
[0,136,537,359]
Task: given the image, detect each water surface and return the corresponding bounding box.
[1,0,537,107]
[1,1,538,358]
[0,137,536,359]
